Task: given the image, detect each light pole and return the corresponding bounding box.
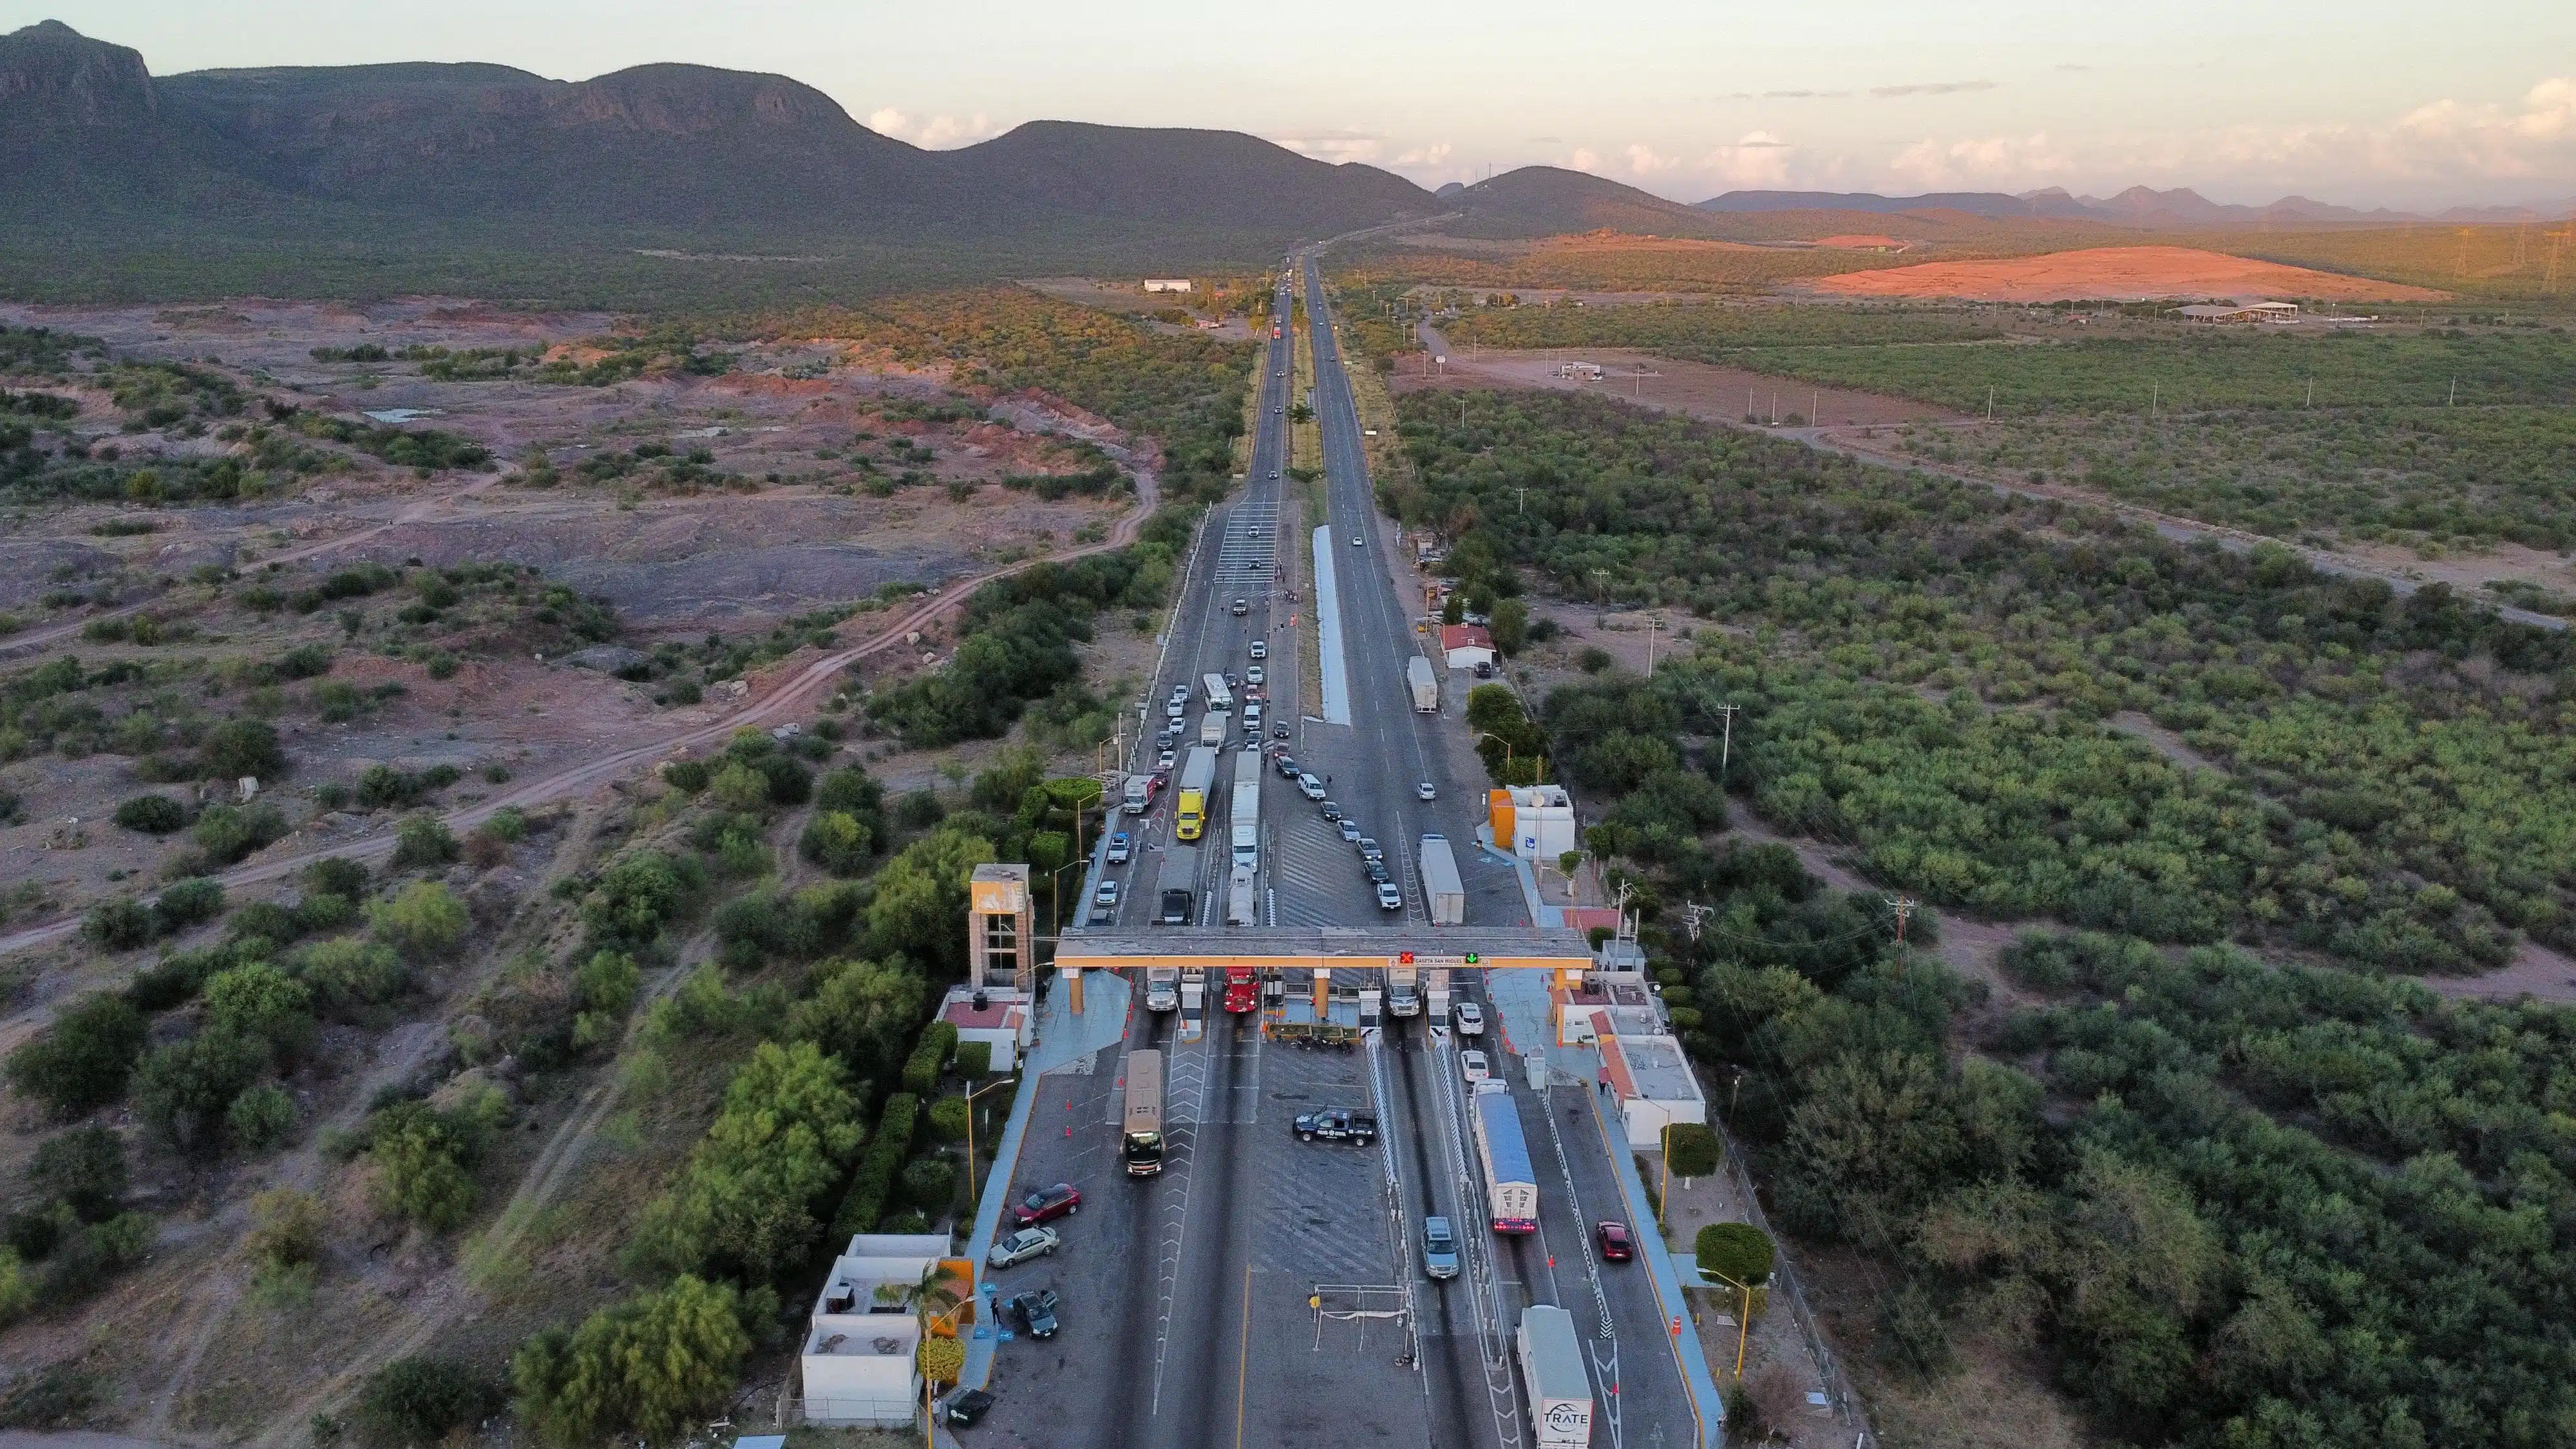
[960,1074,1018,1208]
[1703,1266,1756,1383]
[1658,1120,1674,1232]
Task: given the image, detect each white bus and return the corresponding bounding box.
[1202,672,1235,712]
[1124,1050,1164,1177]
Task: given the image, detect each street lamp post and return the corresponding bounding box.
[1658,1120,1674,1232]
[1703,1266,1756,1383]
[960,1075,1018,1207]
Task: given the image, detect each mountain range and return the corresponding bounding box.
[1,18,2564,303]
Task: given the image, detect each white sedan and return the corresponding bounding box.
[1458,1050,1490,1083]
[1454,1001,1485,1036]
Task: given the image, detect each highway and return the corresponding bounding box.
[976,263,1697,1449]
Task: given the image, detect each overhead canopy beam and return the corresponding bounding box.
[1052,925,1599,974]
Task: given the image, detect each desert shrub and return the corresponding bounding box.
[356,1356,500,1448]
[508,1276,750,1448]
[1875,1280,1955,1380]
[1665,1122,1721,1178]
[954,1040,992,1077]
[28,1126,126,1220]
[660,758,708,793]
[627,1041,864,1282]
[0,1249,32,1326]
[895,789,944,828]
[899,1157,957,1211]
[370,881,468,958]
[131,1029,263,1151]
[367,1099,493,1233]
[199,717,284,780]
[5,994,147,1114]
[247,1188,325,1273]
[924,1094,969,1143]
[786,956,926,1085]
[227,1083,298,1152]
[356,765,421,810]
[900,1020,959,1095]
[112,793,187,833]
[153,876,225,934]
[204,961,316,1058]
[705,762,768,815]
[581,849,694,947]
[1696,1222,1775,1287]
[797,810,873,876]
[757,753,810,807]
[193,802,287,866]
[123,945,225,1012]
[36,1211,151,1304]
[305,856,370,901]
[81,897,156,951]
[227,900,303,947]
[294,936,408,1013]
[390,815,458,869]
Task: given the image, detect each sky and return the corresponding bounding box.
[12,1,2575,210]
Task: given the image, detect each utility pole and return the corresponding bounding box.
[1681,901,1712,943]
[1886,895,1916,943]
[1517,487,1527,515]
[1645,615,1663,678]
[1712,703,1739,782]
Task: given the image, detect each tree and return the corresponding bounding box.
[6,993,149,1114]
[200,717,285,781]
[582,850,690,947]
[865,827,996,973]
[28,1124,127,1220]
[227,1083,298,1151]
[370,1102,484,1231]
[1695,1222,1775,1287]
[1773,1049,1962,1252]
[391,815,458,869]
[294,936,408,1012]
[132,1028,263,1150]
[786,956,926,1084]
[510,1276,751,1446]
[204,961,316,1057]
[113,793,188,833]
[356,1357,499,1449]
[371,880,468,959]
[1489,596,1530,654]
[1665,1121,1721,1177]
[629,1041,866,1282]
[798,810,873,876]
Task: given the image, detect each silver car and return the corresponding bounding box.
[1421,1216,1461,1280]
[987,1226,1060,1268]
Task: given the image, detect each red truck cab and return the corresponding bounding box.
[1222,967,1259,1013]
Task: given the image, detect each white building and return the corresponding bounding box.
[1439,623,1497,670]
[938,984,1032,1073]
[1142,278,1193,293]
[1488,784,1578,862]
[1600,1032,1710,1149]
[799,1234,963,1426]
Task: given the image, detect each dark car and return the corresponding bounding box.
[941,1387,997,1426]
[1596,1220,1634,1262]
[1010,1288,1062,1338]
[1012,1182,1082,1226]
[1293,1107,1379,1144]
[1276,755,1301,779]
[1159,888,1192,925]
[1273,723,1291,739]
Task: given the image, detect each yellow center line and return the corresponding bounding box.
[1234,1261,1254,1449]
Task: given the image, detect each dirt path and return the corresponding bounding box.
[0,466,1159,963]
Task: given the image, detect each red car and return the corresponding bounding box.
[1596,1220,1634,1262]
[1012,1182,1083,1227]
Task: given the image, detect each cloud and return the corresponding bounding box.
[1271,129,1384,164]
[867,107,999,148]
[1701,130,1797,187]
[1871,80,2001,99]
[1395,142,1454,166]
[1886,131,2072,188]
[1625,144,1681,175]
[2054,64,2092,72]
[1568,147,1602,173]
[1526,135,1562,144]
[1718,90,1852,100]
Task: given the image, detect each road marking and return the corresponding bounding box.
[1233,1261,1254,1449]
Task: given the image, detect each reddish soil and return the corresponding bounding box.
[1804,245,2450,303]
[1812,234,1909,250]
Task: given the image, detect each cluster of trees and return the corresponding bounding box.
[866,550,1174,748]
[1393,388,2576,974]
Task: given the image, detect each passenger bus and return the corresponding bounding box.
[1123,1049,1165,1177]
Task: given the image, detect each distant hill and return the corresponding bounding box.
[1700,189,2092,220]
[0,19,1441,289]
[1437,167,1734,240]
[1703,184,2575,229]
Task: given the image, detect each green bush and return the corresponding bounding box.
[391,815,458,869]
[509,1276,750,1447]
[831,1092,918,1239]
[132,1029,263,1151]
[28,1125,126,1220]
[227,1083,298,1153]
[356,1356,498,1448]
[798,810,874,876]
[153,877,225,933]
[293,936,408,1013]
[901,1020,960,1095]
[954,1040,993,1077]
[899,1156,958,1210]
[113,793,187,833]
[575,950,639,1016]
[81,897,156,951]
[205,961,317,1058]
[581,849,694,947]
[1665,1122,1721,1178]
[370,881,468,958]
[193,802,288,866]
[925,1094,970,1143]
[368,1100,490,1232]
[199,717,285,781]
[305,856,370,901]
[661,758,709,793]
[356,765,421,810]
[5,994,147,1114]
[228,900,305,947]
[1695,1222,1774,1287]
[627,1041,865,1282]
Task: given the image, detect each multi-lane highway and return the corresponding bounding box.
[972,261,1698,1449]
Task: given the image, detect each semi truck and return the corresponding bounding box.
[1222,965,1260,1013]
[1471,1081,1539,1233]
[1225,864,1258,927]
[1387,965,1421,1016]
[1199,711,1231,748]
[1407,655,1438,713]
[1181,967,1205,1012]
[1202,672,1235,712]
[1420,833,1466,926]
[1515,1305,1594,1448]
[1174,748,1218,841]
[1228,749,1263,870]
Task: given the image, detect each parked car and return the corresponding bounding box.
[1012,1183,1082,1227]
[1249,639,1267,659]
[1454,1001,1485,1036]
[1596,1220,1634,1263]
[1416,781,1437,801]
[1106,832,1131,864]
[1459,1049,1490,1082]
[1422,1216,1461,1280]
[1297,772,1327,800]
[1011,1288,1062,1338]
[987,1226,1060,1267]
[1376,882,1404,911]
[1294,1107,1378,1144]
[940,1388,998,1426]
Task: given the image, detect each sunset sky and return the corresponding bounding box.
[12,0,2572,209]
